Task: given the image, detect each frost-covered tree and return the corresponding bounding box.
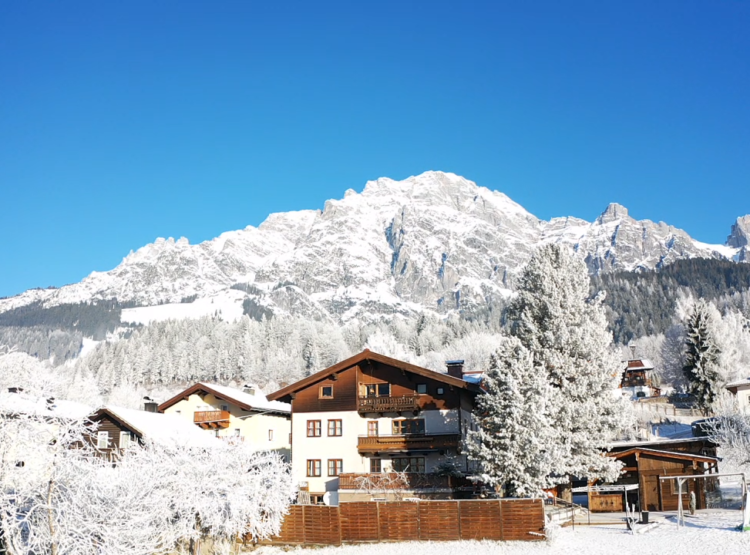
[466,337,555,497]
[505,244,631,484]
[683,299,723,414]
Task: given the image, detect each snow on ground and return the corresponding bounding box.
[120,289,246,324]
[253,510,750,555]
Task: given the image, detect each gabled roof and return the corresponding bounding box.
[609,446,718,464]
[267,349,482,402]
[726,378,750,391]
[89,406,218,448]
[624,359,654,372]
[157,382,290,415]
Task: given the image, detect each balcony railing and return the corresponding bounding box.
[357,432,461,453]
[338,472,471,490]
[193,410,230,429]
[357,395,420,414]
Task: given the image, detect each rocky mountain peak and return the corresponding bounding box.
[596,203,630,224]
[727,215,750,248]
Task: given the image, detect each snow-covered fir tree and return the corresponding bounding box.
[505,244,631,485]
[466,337,555,497]
[683,299,723,414]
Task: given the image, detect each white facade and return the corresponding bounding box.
[291,407,473,498]
[161,390,291,458]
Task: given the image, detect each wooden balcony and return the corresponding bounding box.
[338,472,471,490]
[357,433,461,454]
[357,395,420,414]
[193,410,230,429]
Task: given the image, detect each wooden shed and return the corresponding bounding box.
[592,447,719,512]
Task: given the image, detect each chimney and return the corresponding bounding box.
[243,384,257,396]
[445,360,465,379]
[143,397,158,412]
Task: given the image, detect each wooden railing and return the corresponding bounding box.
[357,433,461,453]
[338,472,471,490]
[193,410,230,428]
[357,395,420,413]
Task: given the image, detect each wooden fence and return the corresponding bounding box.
[259,499,545,546]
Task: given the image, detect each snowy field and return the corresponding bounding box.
[253,510,750,555]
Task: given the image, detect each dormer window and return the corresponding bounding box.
[319,385,334,399]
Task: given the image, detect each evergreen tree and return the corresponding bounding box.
[506,244,630,484]
[683,299,723,414]
[466,338,555,497]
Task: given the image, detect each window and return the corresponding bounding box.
[365,383,391,397]
[268,429,274,441]
[328,459,343,476]
[306,460,321,477]
[436,387,445,395]
[370,458,382,473]
[119,431,132,449]
[97,431,109,449]
[215,430,221,437]
[392,419,425,435]
[221,404,229,412]
[307,420,322,437]
[328,419,342,436]
[392,457,425,473]
[234,428,241,437]
[416,384,427,394]
[319,385,334,399]
[367,421,379,437]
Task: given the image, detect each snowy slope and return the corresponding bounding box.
[0,171,744,323]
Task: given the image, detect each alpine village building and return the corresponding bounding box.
[267,349,481,505]
[157,382,292,459]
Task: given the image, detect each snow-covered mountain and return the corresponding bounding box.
[1,171,745,322]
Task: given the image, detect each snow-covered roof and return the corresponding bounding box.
[158,382,291,415]
[726,378,750,390]
[0,391,92,421]
[609,436,713,449]
[199,382,291,414]
[93,406,218,448]
[624,358,655,371]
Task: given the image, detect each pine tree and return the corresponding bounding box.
[505,244,630,484]
[683,299,723,414]
[466,338,555,497]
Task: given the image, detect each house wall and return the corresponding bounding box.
[731,385,750,413]
[292,408,469,500]
[162,392,291,457]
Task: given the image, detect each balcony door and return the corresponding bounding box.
[364,383,391,397]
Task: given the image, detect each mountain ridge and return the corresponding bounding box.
[1,171,746,322]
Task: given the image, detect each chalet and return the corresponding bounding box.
[267,350,482,505]
[726,378,750,412]
[86,405,217,456]
[620,358,660,399]
[157,383,291,458]
[585,438,719,513]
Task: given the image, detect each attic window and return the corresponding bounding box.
[436,387,445,395]
[97,431,109,449]
[320,385,334,399]
[416,384,427,394]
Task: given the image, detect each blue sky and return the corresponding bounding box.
[1,1,748,298]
